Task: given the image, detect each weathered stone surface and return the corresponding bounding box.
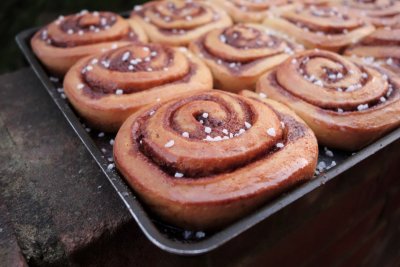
[0,204,27,267]
[0,68,132,266]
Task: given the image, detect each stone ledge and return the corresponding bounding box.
[0,68,132,266]
[0,203,27,267]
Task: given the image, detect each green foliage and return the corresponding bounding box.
[0,0,146,74]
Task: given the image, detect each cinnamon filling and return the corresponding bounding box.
[150,2,207,20]
[222,26,281,49]
[47,30,137,48]
[79,45,197,98]
[231,0,286,11]
[267,69,397,112]
[130,93,297,178]
[38,12,138,48]
[60,13,116,34]
[167,94,254,140]
[194,25,298,73]
[361,29,400,46]
[135,1,219,35]
[286,18,358,35]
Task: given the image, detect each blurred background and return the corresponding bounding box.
[0,0,146,74]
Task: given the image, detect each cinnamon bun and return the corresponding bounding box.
[114,90,318,229]
[130,0,232,46]
[257,49,400,150]
[190,23,303,92]
[263,4,375,51]
[334,0,400,28]
[214,0,288,23]
[63,44,212,132]
[344,27,400,73]
[31,10,147,75]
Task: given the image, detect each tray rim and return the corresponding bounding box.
[15,26,400,256]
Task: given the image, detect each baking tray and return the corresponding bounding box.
[16,27,400,256]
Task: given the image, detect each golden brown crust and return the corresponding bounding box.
[263,4,375,51]
[291,0,339,4]
[31,11,147,76]
[344,28,400,73]
[256,49,400,150]
[113,90,318,230]
[189,23,304,92]
[63,44,213,132]
[214,0,288,23]
[333,0,400,28]
[129,0,232,46]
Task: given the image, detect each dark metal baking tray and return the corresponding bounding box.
[16,26,400,256]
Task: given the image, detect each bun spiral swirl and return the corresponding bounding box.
[114,90,318,229]
[334,0,400,27]
[130,0,232,46]
[257,49,400,150]
[214,0,288,23]
[31,10,147,75]
[263,4,375,51]
[190,23,304,92]
[290,0,338,4]
[345,27,400,73]
[63,44,212,132]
